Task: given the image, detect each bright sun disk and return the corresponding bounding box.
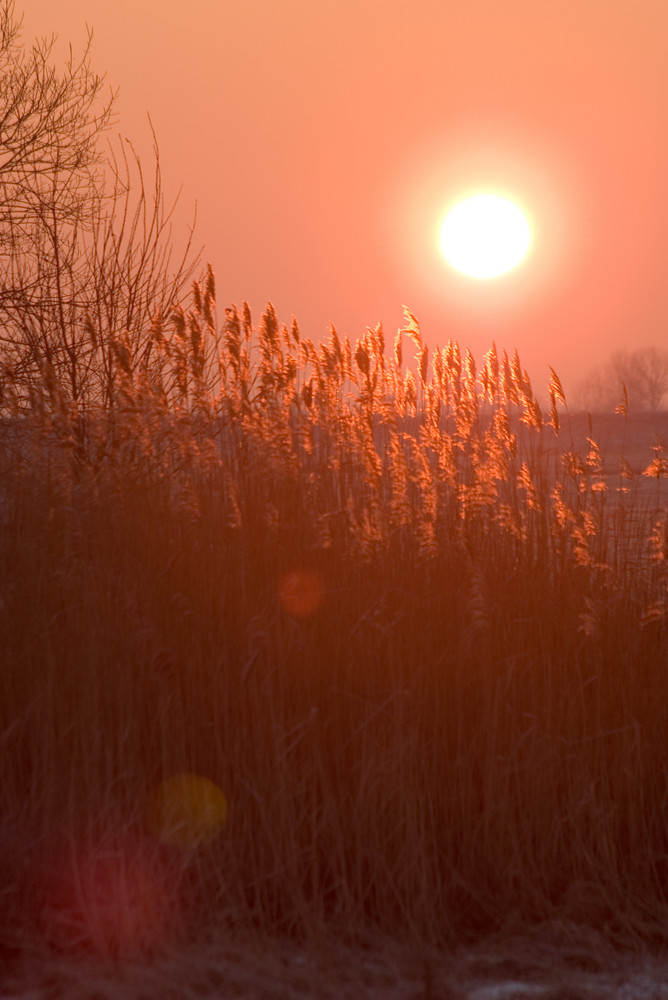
[440,194,530,279]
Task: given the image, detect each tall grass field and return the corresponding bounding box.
[2,269,668,964]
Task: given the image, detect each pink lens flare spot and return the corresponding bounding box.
[40,834,177,958]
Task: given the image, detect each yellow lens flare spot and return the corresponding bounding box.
[440,194,531,279]
[146,774,228,850]
[278,568,326,619]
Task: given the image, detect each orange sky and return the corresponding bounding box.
[23,0,668,398]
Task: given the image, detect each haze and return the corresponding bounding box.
[23,0,668,397]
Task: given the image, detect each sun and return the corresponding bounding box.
[440,194,531,279]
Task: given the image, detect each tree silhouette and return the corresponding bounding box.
[0,1,113,246]
[0,1,199,412]
[576,346,668,412]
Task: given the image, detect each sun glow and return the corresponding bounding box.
[440,194,531,279]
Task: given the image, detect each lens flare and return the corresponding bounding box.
[278,568,326,618]
[146,774,228,850]
[40,834,174,958]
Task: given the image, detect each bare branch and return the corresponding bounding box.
[0,2,201,412]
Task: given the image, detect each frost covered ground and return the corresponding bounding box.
[3,929,668,1000]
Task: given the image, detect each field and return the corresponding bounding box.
[1,277,668,992]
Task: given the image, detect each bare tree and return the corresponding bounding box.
[573,367,618,412]
[0,1,200,413]
[610,347,668,411]
[0,1,113,243]
[576,346,668,412]
[2,136,199,409]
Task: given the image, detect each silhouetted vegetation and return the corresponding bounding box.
[576,345,668,412]
[2,279,668,962]
[0,0,199,414]
[2,1,668,975]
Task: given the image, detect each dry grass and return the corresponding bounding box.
[1,273,668,976]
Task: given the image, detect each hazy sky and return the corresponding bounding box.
[23,0,668,395]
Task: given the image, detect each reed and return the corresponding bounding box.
[1,279,667,960]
